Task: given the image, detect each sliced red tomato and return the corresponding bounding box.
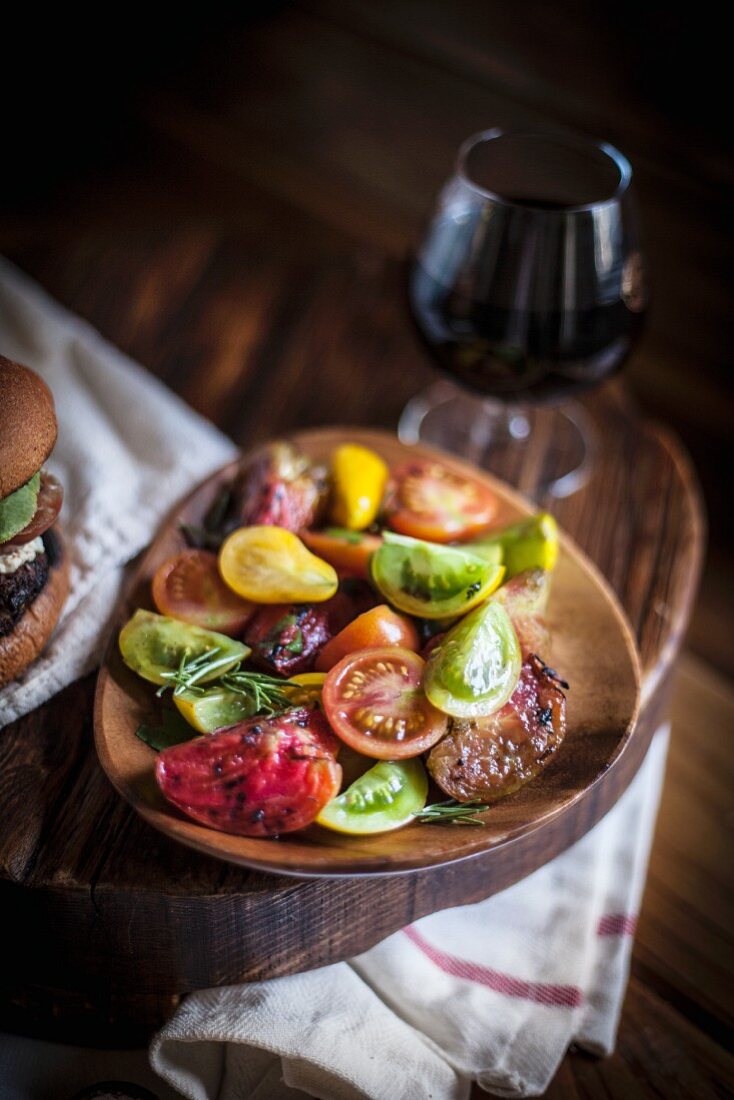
[300,528,382,580]
[322,647,448,759]
[384,461,498,543]
[152,549,255,636]
[156,707,342,836]
[2,473,63,548]
[315,605,419,672]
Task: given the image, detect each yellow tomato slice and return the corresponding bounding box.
[219,526,338,603]
[174,688,255,732]
[284,671,327,707]
[330,444,388,531]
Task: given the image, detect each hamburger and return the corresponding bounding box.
[0,355,70,688]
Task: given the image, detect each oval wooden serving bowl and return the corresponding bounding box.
[95,428,641,877]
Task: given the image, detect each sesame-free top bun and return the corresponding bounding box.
[0,527,70,689]
[0,355,58,500]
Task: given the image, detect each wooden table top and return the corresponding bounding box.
[1,4,732,1095]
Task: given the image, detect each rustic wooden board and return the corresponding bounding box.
[95,428,640,876]
[1,3,728,1089]
[0,394,700,1007]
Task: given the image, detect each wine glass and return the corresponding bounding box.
[399,128,646,497]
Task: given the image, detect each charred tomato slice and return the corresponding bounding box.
[245,580,376,676]
[322,647,448,759]
[427,655,568,803]
[229,443,327,532]
[155,707,342,836]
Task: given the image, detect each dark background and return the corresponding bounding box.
[2,1,732,674]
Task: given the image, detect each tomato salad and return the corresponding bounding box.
[119,441,568,838]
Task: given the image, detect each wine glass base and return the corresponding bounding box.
[398,381,596,499]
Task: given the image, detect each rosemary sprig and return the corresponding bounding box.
[219,669,295,716]
[156,649,295,716]
[156,648,237,696]
[412,799,490,826]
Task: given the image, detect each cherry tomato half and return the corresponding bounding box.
[492,567,551,658]
[384,461,499,543]
[156,707,342,836]
[300,528,382,580]
[152,549,255,635]
[315,604,420,672]
[219,526,338,603]
[322,647,448,759]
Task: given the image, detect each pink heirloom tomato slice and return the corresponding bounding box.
[156,707,342,836]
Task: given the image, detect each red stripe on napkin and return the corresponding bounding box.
[597,913,638,936]
[402,925,583,1008]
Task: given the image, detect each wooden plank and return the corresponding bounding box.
[304,0,734,190]
[539,976,734,1100]
[633,655,734,1033]
[0,8,729,1089]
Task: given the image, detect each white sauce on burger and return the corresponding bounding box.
[0,536,45,575]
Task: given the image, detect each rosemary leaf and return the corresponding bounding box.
[412,799,490,826]
[155,650,296,717]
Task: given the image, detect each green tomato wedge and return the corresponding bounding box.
[173,687,258,732]
[316,758,428,835]
[424,600,521,718]
[465,540,503,566]
[119,609,249,686]
[371,531,505,620]
[0,471,41,543]
[468,513,558,578]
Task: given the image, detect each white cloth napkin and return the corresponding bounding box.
[151,727,668,1100]
[0,257,237,727]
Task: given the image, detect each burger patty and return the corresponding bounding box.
[0,550,50,637]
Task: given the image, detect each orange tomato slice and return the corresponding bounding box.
[300,528,382,580]
[315,605,419,672]
[152,549,255,636]
[384,461,498,543]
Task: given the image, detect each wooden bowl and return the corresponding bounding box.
[94,428,640,877]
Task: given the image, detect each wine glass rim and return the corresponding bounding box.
[455,127,633,212]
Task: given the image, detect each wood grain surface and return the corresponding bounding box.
[0,250,702,1029]
[1,2,731,1094]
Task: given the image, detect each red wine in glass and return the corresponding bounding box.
[401,129,646,496]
